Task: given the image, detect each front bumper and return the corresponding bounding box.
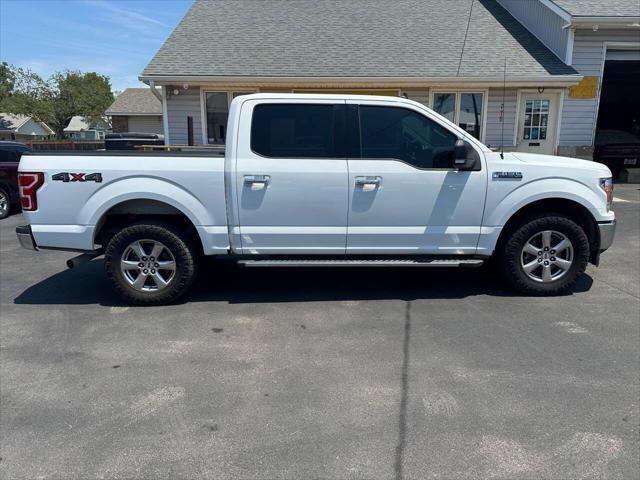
[16,225,38,251]
[598,220,616,252]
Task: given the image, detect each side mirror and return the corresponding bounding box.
[453,139,479,171]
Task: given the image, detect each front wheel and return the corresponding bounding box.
[104,223,198,305]
[498,214,589,295]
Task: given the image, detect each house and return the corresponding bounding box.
[139,0,640,158]
[63,116,110,141]
[105,88,164,135]
[0,113,53,141]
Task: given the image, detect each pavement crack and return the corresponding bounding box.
[394,301,411,480]
[591,275,640,300]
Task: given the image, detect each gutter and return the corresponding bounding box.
[105,112,162,116]
[563,16,640,29]
[138,74,583,88]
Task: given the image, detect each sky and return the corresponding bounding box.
[0,0,193,91]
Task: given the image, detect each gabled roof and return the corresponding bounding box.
[63,116,110,132]
[0,113,53,134]
[0,113,31,132]
[105,88,162,116]
[142,0,578,81]
[550,0,640,18]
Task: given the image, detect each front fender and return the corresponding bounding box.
[484,177,608,228]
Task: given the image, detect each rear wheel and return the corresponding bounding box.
[105,223,198,305]
[498,214,589,295]
[0,188,10,219]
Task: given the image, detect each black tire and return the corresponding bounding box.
[104,223,198,305]
[498,213,589,295]
[0,187,10,220]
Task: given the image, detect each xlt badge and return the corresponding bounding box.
[492,171,523,180]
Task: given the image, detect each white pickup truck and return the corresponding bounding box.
[16,94,616,305]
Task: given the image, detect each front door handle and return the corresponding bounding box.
[355,176,382,191]
[244,174,270,190]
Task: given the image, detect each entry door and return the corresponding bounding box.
[235,100,348,254]
[517,92,560,154]
[346,102,487,255]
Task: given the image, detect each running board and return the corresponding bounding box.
[237,258,484,268]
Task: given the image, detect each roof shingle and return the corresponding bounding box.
[105,88,162,115]
[142,0,577,79]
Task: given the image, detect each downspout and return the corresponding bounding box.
[148,80,163,102]
[562,22,576,65]
[145,80,169,145]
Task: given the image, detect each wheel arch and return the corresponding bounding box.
[93,198,205,254]
[495,197,600,263]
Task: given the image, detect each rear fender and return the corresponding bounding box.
[81,176,216,227]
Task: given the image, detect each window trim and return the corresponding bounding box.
[429,89,488,143]
[200,89,258,145]
[353,103,468,171]
[249,103,346,159]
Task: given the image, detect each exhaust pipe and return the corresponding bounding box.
[66,253,100,269]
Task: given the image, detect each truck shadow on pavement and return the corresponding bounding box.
[14,257,594,306]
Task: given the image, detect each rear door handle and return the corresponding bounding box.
[355,176,382,191]
[244,174,270,190]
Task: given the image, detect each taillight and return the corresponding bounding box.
[18,172,44,211]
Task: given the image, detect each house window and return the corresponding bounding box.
[523,99,549,140]
[432,92,485,140]
[205,92,229,145]
[205,91,255,145]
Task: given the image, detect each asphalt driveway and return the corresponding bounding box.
[1,184,638,479]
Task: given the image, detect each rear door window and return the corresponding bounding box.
[251,104,344,158]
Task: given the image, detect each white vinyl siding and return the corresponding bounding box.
[128,116,164,135]
[497,0,569,62]
[485,88,518,148]
[560,30,640,147]
[17,118,52,137]
[166,87,203,145]
[403,89,430,108]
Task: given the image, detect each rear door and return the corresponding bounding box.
[235,99,348,254]
[345,101,487,254]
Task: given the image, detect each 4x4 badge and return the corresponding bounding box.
[52,172,103,183]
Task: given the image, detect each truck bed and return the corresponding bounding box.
[18,153,229,253]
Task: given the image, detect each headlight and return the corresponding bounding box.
[599,177,613,211]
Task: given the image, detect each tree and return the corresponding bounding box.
[0,62,15,103]
[0,66,114,139]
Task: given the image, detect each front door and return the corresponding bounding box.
[235,99,348,254]
[346,101,487,254]
[516,92,560,155]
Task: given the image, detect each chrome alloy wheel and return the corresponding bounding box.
[521,230,574,283]
[0,191,8,217]
[120,239,176,292]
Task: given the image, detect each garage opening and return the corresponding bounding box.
[594,50,640,178]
